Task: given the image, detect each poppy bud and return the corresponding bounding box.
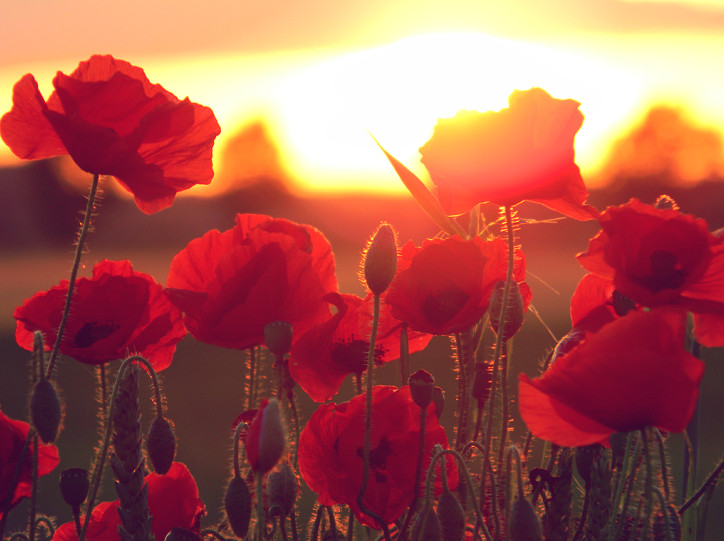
[264,321,294,356]
[432,386,445,418]
[267,462,298,518]
[363,222,397,295]
[488,280,525,340]
[224,475,252,539]
[147,415,176,474]
[509,497,543,541]
[164,528,202,541]
[436,489,465,541]
[59,468,89,509]
[411,504,443,541]
[408,369,435,409]
[472,362,491,408]
[246,398,285,474]
[31,377,62,443]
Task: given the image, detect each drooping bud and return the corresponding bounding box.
[489,280,525,340]
[245,398,285,474]
[411,504,443,541]
[164,528,202,541]
[509,497,543,541]
[264,321,294,356]
[224,475,252,539]
[59,468,89,509]
[363,222,397,295]
[31,378,62,444]
[267,462,299,518]
[147,415,176,474]
[432,387,445,418]
[436,489,465,541]
[408,369,435,409]
[472,362,492,408]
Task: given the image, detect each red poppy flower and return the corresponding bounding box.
[577,198,724,346]
[52,462,205,541]
[14,260,186,371]
[419,87,597,220]
[385,236,531,335]
[289,292,433,402]
[0,55,220,214]
[0,410,59,519]
[298,385,457,529]
[166,214,338,350]
[518,309,704,447]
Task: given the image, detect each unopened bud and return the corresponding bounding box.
[224,475,252,538]
[437,489,465,541]
[363,222,397,295]
[246,398,285,474]
[412,504,443,541]
[489,281,525,340]
[264,321,294,356]
[31,378,62,443]
[59,468,89,509]
[147,416,176,475]
[164,528,201,541]
[408,369,435,409]
[267,462,298,518]
[432,387,445,418]
[509,497,543,541]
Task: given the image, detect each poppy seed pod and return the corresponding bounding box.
[147,416,176,474]
[488,280,525,340]
[59,467,89,509]
[267,462,299,518]
[164,528,202,541]
[363,222,397,295]
[264,321,294,356]
[408,369,435,409]
[436,489,465,541]
[224,475,252,539]
[31,378,62,443]
[246,398,285,474]
[509,497,543,541]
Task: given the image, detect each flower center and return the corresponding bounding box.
[74,321,120,348]
[422,285,470,326]
[648,250,685,292]
[356,436,392,483]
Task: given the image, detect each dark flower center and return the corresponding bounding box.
[74,321,120,348]
[330,338,385,373]
[648,250,685,292]
[356,436,392,483]
[422,285,470,326]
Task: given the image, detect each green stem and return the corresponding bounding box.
[248,347,257,410]
[397,407,427,541]
[454,332,470,450]
[399,323,409,386]
[28,434,38,541]
[256,471,265,541]
[46,173,100,380]
[642,427,654,537]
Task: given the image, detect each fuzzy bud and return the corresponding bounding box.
[509,497,543,541]
[224,475,252,539]
[147,416,176,474]
[437,489,465,541]
[408,369,435,409]
[264,321,294,356]
[164,528,201,541]
[489,280,525,340]
[267,462,298,518]
[246,398,285,474]
[31,378,62,443]
[59,468,89,509]
[412,504,443,541]
[363,222,397,295]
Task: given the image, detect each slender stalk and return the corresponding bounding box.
[28,434,38,541]
[397,407,427,541]
[641,427,654,537]
[46,173,100,379]
[0,432,32,539]
[497,341,510,468]
[256,471,265,541]
[399,323,409,386]
[290,509,299,541]
[454,332,470,450]
[247,347,257,410]
[679,455,724,514]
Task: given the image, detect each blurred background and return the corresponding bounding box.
[1,0,724,537]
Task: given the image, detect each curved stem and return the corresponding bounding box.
[28,433,38,541]
[397,407,427,541]
[46,173,100,379]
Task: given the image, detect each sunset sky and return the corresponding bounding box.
[1,0,723,195]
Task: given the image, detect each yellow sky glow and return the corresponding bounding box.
[0,31,722,196]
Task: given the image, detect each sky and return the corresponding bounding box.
[1,0,724,195]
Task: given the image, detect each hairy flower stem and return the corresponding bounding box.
[682,338,701,504]
[356,293,391,541]
[28,434,38,541]
[641,428,654,537]
[497,342,510,468]
[480,206,515,512]
[79,356,158,541]
[397,407,427,541]
[247,347,257,411]
[256,471,265,541]
[454,332,471,450]
[679,455,724,514]
[46,173,100,380]
[399,323,409,386]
